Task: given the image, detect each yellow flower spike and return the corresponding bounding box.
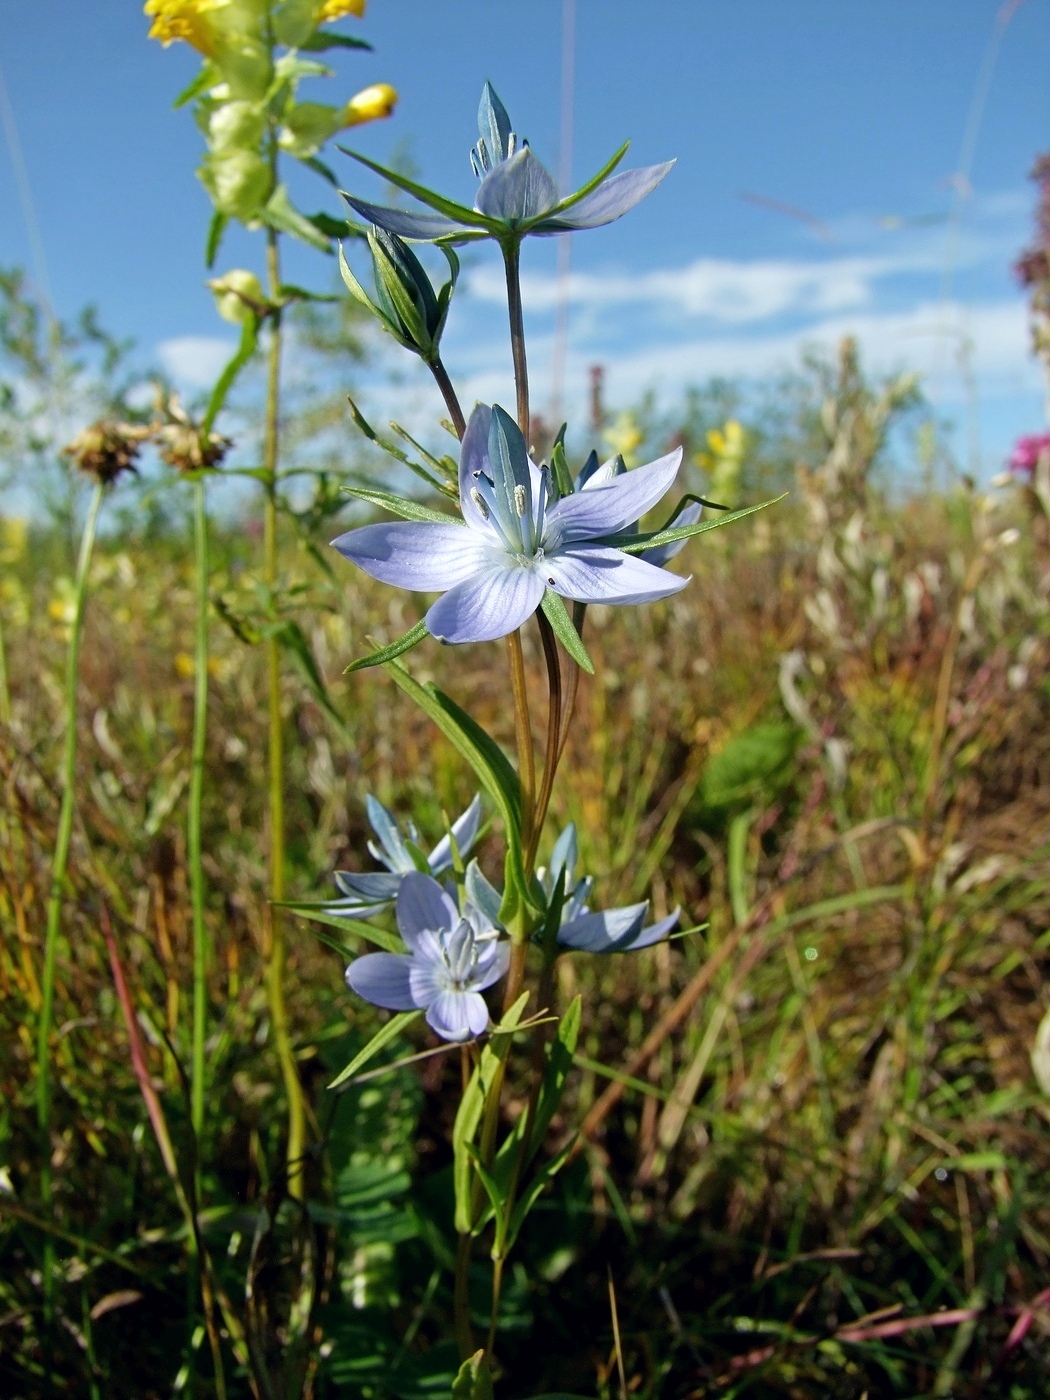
[143,0,224,56]
[318,0,366,19]
[340,83,398,128]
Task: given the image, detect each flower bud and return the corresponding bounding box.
[340,228,458,363]
[340,83,397,129]
[207,268,268,324]
[62,420,149,485]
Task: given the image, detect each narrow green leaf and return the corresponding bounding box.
[300,31,371,51]
[338,148,497,230]
[452,994,529,1231]
[174,65,217,108]
[264,618,349,737]
[277,900,402,953]
[505,1140,575,1254]
[345,397,453,494]
[608,494,787,554]
[202,317,258,436]
[278,283,339,305]
[383,663,521,840]
[343,485,457,524]
[299,154,339,185]
[205,210,228,270]
[327,1011,421,1090]
[540,590,594,674]
[262,183,332,252]
[527,995,582,1162]
[307,210,354,239]
[344,619,430,674]
[451,1351,495,1400]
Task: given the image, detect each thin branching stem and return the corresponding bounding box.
[37,478,103,1338]
[503,239,530,438]
[428,357,466,439]
[0,605,10,727]
[262,227,305,1200]
[189,476,209,1163]
[505,628,535,861]
[556,602,587,764]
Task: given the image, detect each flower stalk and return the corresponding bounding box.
[37,480,104,1330]
[188,475,210,1162]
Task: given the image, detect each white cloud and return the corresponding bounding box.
[157,335,236,388]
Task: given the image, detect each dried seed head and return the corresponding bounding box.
[62,419,149,485]
[152,392,231,474]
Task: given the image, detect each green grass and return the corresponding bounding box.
[2,477,1049,1398]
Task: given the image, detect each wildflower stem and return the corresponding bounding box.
[454,1232,476,1359]
[261,227,305,1200]
[505,627,535,860]
[188,475,209,1167]
[556,602,587,764]
[502,240,530,437]
[527,612,563,870]
[37,478,103,1337]
[428,357,466,439]
[0,607,10,727]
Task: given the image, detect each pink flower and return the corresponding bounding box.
[1009,432,1050,479]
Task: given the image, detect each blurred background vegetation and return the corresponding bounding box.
[2,256,1050,1398]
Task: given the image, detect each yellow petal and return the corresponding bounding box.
[318,0,366,20]
[341,82,398,128]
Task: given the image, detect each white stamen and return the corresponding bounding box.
[513,484,528,517]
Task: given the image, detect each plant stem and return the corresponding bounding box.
[505,628,535,861]
[526,612,564,871]
[453,1232,476,1360]
[0,605,10,727]
[502,240,530,438]
[37,479,103,1335]
[556,602,587,764]
[428,357,466,439]
[189,477,210,1169]
[261,228,304,1199]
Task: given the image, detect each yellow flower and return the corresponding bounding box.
[602,411,645,467]
[0,517,27,567]
[318,0,366,18]
[143,0,225,56]
[340,83,398,128]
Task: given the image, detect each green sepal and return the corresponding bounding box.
[607,493,787,554]
[452,994,529,1232]
[451,1351,495,1400]
[338,148,498,231]
[327,1010,421,1090]
[202,316,258,436]
[205,210,229,270]
[272,0,320,48]
[342,485,458,523]
[344,619,429,674]
[549,142,629,218]
[277,283,339,306]
[300,31,371,52]
[549,426,573,500]
[276,902,402,953]
[540,590,594,674]
[262,183,332,251]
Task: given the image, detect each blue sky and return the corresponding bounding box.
[0,0,1047,478]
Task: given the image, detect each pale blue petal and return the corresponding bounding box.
[333,870,403,902]
[366,794,410,870]
[428,795,483,874]
[425,563,545,644]
[465,860,503,925]
[472,939,512,992]
[546,545,689,605]
[541,161,675,231]
[641,503,702,567]
[548,823,578,888]
[627,909,681,950]
[408,948,451,1006]
[397,871,458,948]
[459,404,498,537]
[426,989,490,1042]
[346,953,421,1009]
[478,84,513,167]
[557,904,648,952]
[545,448,683,546]
[475,149,559,222]
[342,194,461,240]
[331,521,494,591]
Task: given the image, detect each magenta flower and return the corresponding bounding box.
[1009,432,1050,479]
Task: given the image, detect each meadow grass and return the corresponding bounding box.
[1,473,1049,1397]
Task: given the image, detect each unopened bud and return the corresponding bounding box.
[341,83,397,129]
[207,269,268,325]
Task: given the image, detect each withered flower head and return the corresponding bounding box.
[62,419,150,484]
[153,393,231,474]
